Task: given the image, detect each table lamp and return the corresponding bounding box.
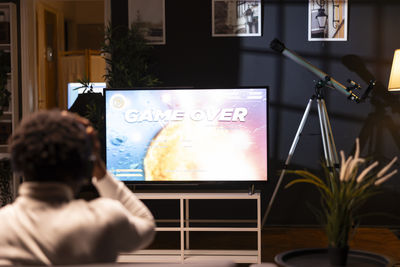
[388,49,400,91]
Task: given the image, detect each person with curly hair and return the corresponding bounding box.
[0,110,155,265]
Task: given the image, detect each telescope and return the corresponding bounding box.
[263,39,377,227]
[270,39,374,103]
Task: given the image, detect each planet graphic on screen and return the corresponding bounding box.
[143,121,257,181]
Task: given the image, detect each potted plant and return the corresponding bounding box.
[69,23,161,169]
[0,50,11,116]
[102,23,160,88]
[285,138,398,266]
[69,77,105,159]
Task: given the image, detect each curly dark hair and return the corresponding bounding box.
[8,110,94,182]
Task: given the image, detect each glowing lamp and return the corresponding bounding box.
[388,49,400,91]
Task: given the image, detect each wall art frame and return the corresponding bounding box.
[128,0,166,45]
[308,0,348,41]
[212,0,262,37]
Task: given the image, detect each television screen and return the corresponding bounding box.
[105,87,268,182]
[67,82,106,109]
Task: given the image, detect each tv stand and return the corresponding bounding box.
[117,192,261,264]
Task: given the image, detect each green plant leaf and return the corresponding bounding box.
[283,152,398,248]
[102,23,161,88]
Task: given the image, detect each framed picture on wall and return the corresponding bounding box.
[212,0,262,37]
[128,0,166,45]
[308,0,348,41]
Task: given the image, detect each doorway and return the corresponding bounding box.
[36,3,63,110]
[44,9,58,109]
[21,0,109,112]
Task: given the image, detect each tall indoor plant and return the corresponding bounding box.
[71,23,160,119]
[286,138,398,265]
[102,24,160,88]
[70,24,160,163]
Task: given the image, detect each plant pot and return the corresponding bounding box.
[328,245,349,266]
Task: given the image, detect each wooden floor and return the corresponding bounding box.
[261,227,400,265]
[148,227,400,265]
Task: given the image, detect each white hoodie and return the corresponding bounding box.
[0,172,155,265]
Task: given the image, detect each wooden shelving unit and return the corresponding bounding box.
[0,3,19,204]
[0,2,18,160]
[117,192,261,264]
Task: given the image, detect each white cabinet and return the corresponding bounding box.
[118,192,261,264]
[0,2,18,159]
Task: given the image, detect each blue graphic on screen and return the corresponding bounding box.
[67,83,106,109]
[106,90,166,181]
[105,88,268,182]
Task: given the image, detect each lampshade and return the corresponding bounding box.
[388,49,400,91]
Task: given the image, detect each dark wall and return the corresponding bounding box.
[112,0,400,226]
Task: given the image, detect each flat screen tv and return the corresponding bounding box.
[104,87,268,183]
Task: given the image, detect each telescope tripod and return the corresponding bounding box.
[262,85,339,227]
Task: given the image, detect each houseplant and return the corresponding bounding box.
[0,50,11,116]
[102,24,160,88]
[285,138,398,265]
[69,77,105,160]
[71,23,160,166]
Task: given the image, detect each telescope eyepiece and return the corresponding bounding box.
[270,39,285,54]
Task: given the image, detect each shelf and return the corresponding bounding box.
[156,227,258,232]
[0,152,9,160]
[118,249,259,264]
[118,192,262,264]
[0,3,18,201]
[135,192,261,199]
